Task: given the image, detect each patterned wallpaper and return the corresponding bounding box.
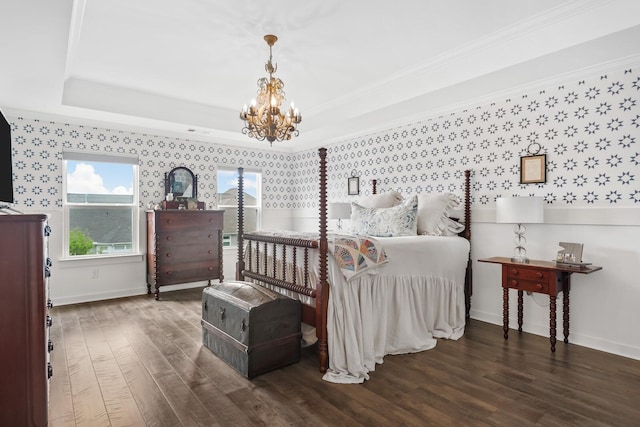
[8,120,294,211]
[7,65,640,215]
[293,66,640,209]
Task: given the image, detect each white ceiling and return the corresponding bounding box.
[2,0,640,151]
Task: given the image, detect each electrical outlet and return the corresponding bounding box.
[91,268,99,279]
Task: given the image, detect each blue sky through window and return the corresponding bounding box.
[217,169,258,198]
[67,161,133,194]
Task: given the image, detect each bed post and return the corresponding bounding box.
[464,169,472,319]
[317,148,329,373]
[236,167,245,281]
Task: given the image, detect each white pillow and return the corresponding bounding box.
[358,190,403,209]
[441,217,466,236]
[350,196,418,237]
[416,193,460,236]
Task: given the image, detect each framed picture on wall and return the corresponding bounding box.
[348,176,360,195]
[520,154,546,184]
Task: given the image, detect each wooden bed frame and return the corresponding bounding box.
[235,147,472,373]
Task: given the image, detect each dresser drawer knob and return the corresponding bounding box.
[208,234,213,239]
[167,219,173,224]
[166,271,173,276]
[166,253,172,258]
[511,269,519,275]
[536,283,543,290]
[166,236,173,241]
[510,280,518,287]
[536,272,543,278]
[208,267,214,271]
[208,250,213,255]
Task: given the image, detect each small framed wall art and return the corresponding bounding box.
[520,154,547,184]
[348,176,360,195]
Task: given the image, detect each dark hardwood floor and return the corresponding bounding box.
[49,287,640,426]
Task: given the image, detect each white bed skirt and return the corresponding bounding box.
[323,272,465,384]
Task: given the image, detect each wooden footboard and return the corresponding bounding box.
[237,148,329,373]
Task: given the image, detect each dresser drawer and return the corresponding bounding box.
[156,211,223,231]
[155,260,221,286]
[156,229,219,247]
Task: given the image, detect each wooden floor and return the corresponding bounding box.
[49,288,640,427]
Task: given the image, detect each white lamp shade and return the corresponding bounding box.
[496,197,544,224]
[328,202,351,219]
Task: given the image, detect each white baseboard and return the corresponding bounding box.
[52,281,209,306]
[470,309,640,361]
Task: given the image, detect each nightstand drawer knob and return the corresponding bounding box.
[511,269,519,275]
[536,283,543,290]
[536,272,543,278]
[511,280,518,287]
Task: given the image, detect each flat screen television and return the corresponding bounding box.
[0,109,14,204]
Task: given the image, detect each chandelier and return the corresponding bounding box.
[240,35,302,145]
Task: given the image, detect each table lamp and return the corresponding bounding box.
[328,202,351,231]
[496,196,544,263]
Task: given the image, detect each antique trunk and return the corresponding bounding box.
[201,281,301,378]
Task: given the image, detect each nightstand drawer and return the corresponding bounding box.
[506,267,548,281]
[506,279,548,293]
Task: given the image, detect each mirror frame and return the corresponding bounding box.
[165,166,197,199]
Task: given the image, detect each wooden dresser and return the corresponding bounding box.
[146,210,224,299]
[0,214,52,427]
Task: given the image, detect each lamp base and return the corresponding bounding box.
[510,255,530,263]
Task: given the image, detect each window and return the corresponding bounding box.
[217,167,261,248]
[63,152,139,258]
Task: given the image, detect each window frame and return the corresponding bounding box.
[62,151,140,260]
[216,166,262,249]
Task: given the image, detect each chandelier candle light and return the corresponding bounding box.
[240,35,302,145]
[496,196,544,263]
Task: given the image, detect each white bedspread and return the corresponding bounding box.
[323,235,470,383]
[244,233,470,383]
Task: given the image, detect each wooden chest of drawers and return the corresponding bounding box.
[0,214,52,426]
[146,210,224,299]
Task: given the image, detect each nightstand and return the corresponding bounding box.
[478,257,602,352]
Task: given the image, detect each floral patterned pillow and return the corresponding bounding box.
[350,196,418,237]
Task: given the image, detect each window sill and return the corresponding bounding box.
[57,253,144,267]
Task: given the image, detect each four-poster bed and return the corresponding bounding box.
[235,147,472,382]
